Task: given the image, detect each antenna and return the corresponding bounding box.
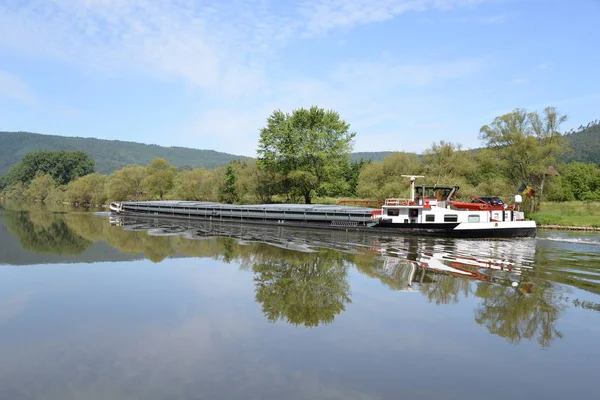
[401,175,425,202]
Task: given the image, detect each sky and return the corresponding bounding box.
[0,0,599,157]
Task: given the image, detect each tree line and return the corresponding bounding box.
[1,106,600,209]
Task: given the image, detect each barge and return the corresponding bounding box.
[109,176,536,238]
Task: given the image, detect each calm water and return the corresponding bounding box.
[1,201,599,400]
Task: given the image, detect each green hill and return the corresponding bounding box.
[0,131,252,175]
[563,120,600,165]
[350,151,396,162]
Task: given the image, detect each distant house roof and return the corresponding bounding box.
[546,166,560,176]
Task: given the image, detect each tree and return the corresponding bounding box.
[344,159,369,197]
[423,141,477,185]
[106,165,148,201]
[219,163,238,204]
[2,150,94,186]
[172,168,218,201]
[23,173,55,201]
[356,152,423,200]
[257,106,356,204]
[65,173,108,205]
[143,158,177,200]
[479,107,568,211]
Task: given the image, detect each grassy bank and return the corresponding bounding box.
[531,201,600,228]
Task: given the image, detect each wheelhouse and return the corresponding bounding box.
[415,185,458,205]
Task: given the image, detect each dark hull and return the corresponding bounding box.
[113,210,536,239]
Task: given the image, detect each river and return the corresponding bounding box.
[1,201,599,399]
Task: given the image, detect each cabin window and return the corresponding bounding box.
[387,209,400,216]
[444,214,458,222]
[426,214,435,222]
[410,209,418,217]
[468,215,480,223]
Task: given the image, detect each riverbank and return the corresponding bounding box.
[539,225,600,231]
[530,201,600,229]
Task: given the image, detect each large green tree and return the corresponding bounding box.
[171,168,218,201]
[106,165,148,201]
[356,152,423,200]
[257,106,356,204]
[142,158,177,200]
[479,107,568,211]
[2,150,94,187]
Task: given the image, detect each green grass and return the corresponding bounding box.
[530,201,600,227]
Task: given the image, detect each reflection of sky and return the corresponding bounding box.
[1,257,599,399]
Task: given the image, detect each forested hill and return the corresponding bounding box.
[350,151,396,162]
[0,131,252,175]
[563,120,600,165]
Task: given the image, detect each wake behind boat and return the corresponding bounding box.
[109,175,536,238]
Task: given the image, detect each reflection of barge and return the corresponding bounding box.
[110,176,536,238]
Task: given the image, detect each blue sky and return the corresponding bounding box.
[0,0,599,157]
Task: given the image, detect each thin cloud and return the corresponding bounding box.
[300,0,491,35]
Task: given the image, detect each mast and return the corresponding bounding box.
[401,175,424,202]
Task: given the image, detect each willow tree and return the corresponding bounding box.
[106,165,148,201]
[257,106,355,204]
[479,107,568,211]
[142,158,177,200]
[356,152,423,200]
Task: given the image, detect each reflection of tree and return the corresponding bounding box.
[474,280,565,347]
[253,250,351,327]
[3,211,91,255]
[419,274,470,305]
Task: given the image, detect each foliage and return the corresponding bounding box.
[219,163,238,204]
[171,168,218,201]
[343,159,369,197]
[563,120,600,165]
[423,141,476,185]
[561,162,600,201]
[356,152,423,200]
[106,165,148,201]
[142,158,177,200]
[23,173,55,201]
[479,107,568,211]
[257,106,355,204]
[2,150,94,187]
[66,173,108,205]
[45,185,68,204]
[2,182,27,200]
